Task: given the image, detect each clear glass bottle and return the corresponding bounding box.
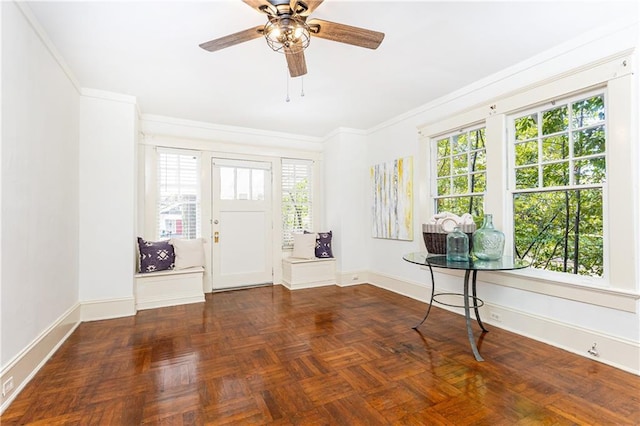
[473,214,505,260]
[446,226,469,262]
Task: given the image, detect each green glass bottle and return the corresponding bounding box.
[446,226,469,262]
[473,214,505,260]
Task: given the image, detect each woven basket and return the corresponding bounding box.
[422,223,476,255]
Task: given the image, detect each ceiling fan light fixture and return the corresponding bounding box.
[264,16,310,53]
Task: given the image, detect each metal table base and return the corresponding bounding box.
[413,266,488,361]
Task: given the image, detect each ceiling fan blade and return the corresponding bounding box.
[285,48,307,77]
[199,26,264,52]
[242,0,276,15]
[307,19,384,49]
[292,0,324,16]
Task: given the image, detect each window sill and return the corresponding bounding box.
[424,266,640,313]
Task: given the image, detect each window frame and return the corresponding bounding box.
[281,158,314,249]
[506,88,609,283]
[156,147,202,240]
[431,125,487,223]
[419,54,637,311]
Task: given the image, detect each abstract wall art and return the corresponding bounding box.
[371,156,413,240]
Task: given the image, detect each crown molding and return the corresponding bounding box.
[14,1,81,94]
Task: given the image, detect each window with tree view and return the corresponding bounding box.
[433,127,486,224]
[510,91,605,277]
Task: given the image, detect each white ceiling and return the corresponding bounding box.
[26,1,636,137]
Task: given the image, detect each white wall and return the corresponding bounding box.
[362,20,640,372]
[1,0,79,369]
[1,5,637,410]
[78,90,137,314]
[323,128,369,280]
[138,115,324,290]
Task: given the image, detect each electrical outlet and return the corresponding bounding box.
[2,377,14,397]
[489,312,502,322]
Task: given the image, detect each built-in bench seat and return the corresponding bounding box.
[134,267,205,310]
[282,257,336,290]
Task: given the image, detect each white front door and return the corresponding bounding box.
[212,158,273,289]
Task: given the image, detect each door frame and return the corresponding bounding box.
[203,152,282,292]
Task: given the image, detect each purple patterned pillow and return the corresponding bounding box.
[137,237,175,273]
[305,230,334,258]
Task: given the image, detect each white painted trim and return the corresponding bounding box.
[140,114,323,144]
[366,271,640,375]
[323,127,368,140]
[140,133,323,161]
[283,257,336,264]
[280,280,336,290]
[336,270,368,287]
[14,1,81,93]
[369,18,637,136]
[419,265,640,313]
[80,297,136,321]
[478,302,640,375]
[80,88,137,104]
[134,266,204,278]
[0,303,81,414]
[135,268,205,310]
[282,258,336,290]
[367,271,432,304]
[136,295,204,311]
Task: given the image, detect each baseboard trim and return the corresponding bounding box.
[336,270,368,287]
[0,303,81,414]
[367,271,432,303]
[281,279,336,290]
[80,297,136,321]
[136,295,205,311]
[479,302,640,375]
[367,271,640,375]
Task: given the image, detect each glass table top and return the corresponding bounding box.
[403,252,530,271]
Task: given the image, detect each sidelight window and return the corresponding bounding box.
[157,149,201,240]
[281,158,313,249]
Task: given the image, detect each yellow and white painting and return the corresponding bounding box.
[371,156,413,240]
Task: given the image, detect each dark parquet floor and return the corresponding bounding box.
[2,284,639,425]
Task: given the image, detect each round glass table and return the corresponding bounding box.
[403,252,529,361]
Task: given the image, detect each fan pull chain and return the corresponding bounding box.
[300,77,305,97]
[286,71,290,102]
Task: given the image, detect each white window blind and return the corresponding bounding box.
[157,149,200,240]
[282,158,313,248]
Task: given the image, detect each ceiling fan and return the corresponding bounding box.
[199,0,385,77]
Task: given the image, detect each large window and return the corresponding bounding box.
[509,91,606,277]
[157,149,200,240]
[432,126,486,224]
[281,158,313,248]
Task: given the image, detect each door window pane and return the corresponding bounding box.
[220,167,235,200]
[236,168,250,200]
[252,169,265,200]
